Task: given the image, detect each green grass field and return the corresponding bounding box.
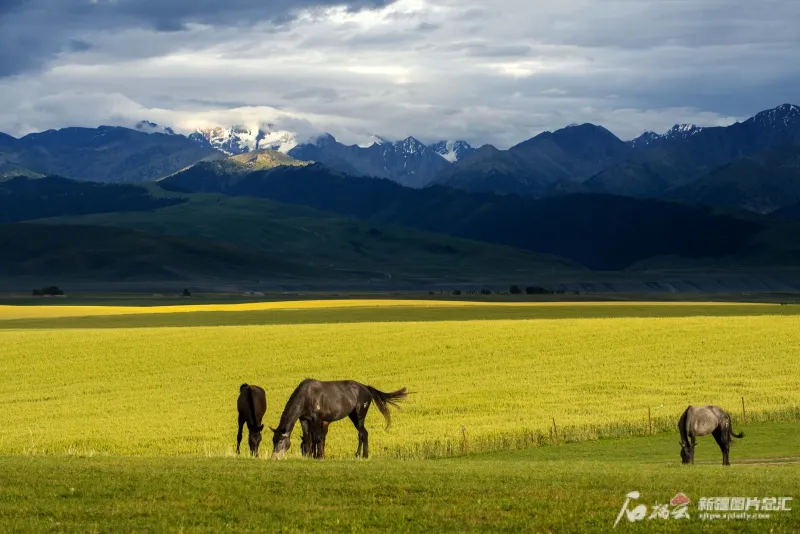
[0,300,798,532]
[2,423,798,533]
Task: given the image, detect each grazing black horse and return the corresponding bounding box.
[678,405,744,466]
[271,378,408,459]
[236,383,266,456]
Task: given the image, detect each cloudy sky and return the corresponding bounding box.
[1,0,798,147]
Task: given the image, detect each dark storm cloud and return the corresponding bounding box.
[0,0,395,77]
[100,0,395,30]
[0,0,797,146]
[67,40,93,53]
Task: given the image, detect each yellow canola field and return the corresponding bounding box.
[1,304,798,458]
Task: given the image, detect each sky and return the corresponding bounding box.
[1,0,798,148]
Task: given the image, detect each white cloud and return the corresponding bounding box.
[0,0,797,146]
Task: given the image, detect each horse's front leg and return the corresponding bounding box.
[236,418,244,455]
[299,420,311,457]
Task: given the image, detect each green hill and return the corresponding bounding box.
[162,164,773,270]
[0,142,42,179]
[0,176,185,222]
[158,150,310,192]
[166,149,309,179]
[223,149,310,171]
[34,188,582,282]
[0,222,324,281]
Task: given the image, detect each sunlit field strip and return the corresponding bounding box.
[0,299,770,321]
[1,313,798,459]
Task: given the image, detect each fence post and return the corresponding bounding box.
[552,417,558,442]
[648,407,652,435]
[461,426,469,456]
[741,396,747,425]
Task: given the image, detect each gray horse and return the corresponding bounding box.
[678,405,744,466]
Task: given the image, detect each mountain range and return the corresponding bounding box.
[581,104,800,206]
[188,125,477,188]
[0,125,220,182]
[1,103,798,213]
[438,104,800,212]
[188,124,299,155]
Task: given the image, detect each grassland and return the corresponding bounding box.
[1,300,798,532]
[1,422,798,533]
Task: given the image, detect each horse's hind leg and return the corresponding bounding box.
[723,428,731,466]
[320,421,329,459]
[712,428,728,466]
[348,412,363,457]
[361,423,369,459]
[310,420,326,460]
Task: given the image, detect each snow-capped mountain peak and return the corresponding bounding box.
[749,103,800,129]
[308,133,337,146]
[627,123,703,148]
[397,136,426,154]
[188,125,298,155]
[428,140,476,162]
[665,123,703,139]
[358,135,391,148]
[135,120,175,135]
[628,131,660,148]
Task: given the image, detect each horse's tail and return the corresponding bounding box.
[366,386,408,430]
[729,415,744,439]
[241,384,263,432]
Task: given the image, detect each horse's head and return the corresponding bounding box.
[249,424,264,456]
[679,442,693,464]
[270,426,291,459]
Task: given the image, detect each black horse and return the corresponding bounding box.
[271,378,408,459]
[678,405,744,466]
[236,383,266,456]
